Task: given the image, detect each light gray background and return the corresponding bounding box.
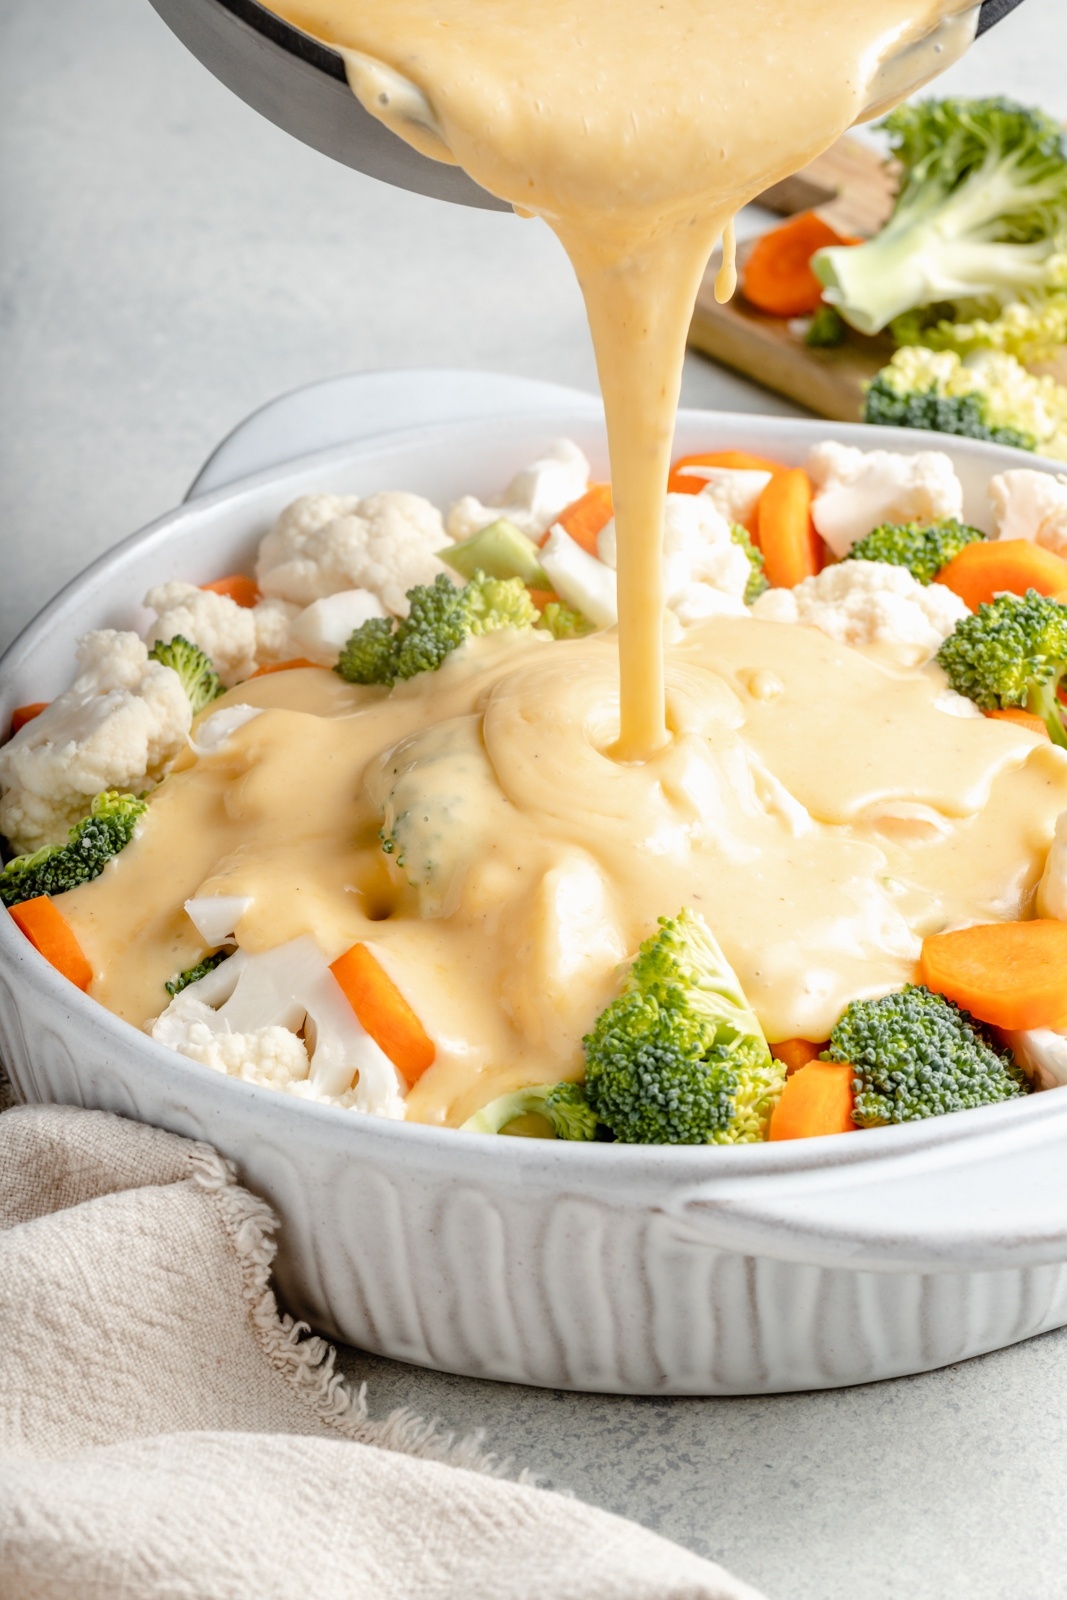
[2,2,1066,1596]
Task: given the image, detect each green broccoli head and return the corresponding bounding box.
[812,97,1067,337]
[845,517,986,585]
[336,572,538,686]
[936,589,1067,746]
[538,600,594,640]
[729,523,769,603]
[165,948,231,999]
[824,984,1029,1126]
[583,908,783,1145]
[148,634,224,715]
[461,1080,598,1140]
[804,305,847,348]
[0,790,148,908]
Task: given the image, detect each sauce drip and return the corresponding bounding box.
[263,0,978,756]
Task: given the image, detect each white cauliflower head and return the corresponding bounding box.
[144,581,258,688]
[598,493,753,618]
[806,441,964,557]
[256,490,452,616]
[675,468,772,526]
[752,560,968,666]
[447,439,590,542]
[0,630,191,854]
[990,469,1067,560]
[251,597,302,666]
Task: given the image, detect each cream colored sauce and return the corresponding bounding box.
[60,630,1067,1126]
[263,0,977,757]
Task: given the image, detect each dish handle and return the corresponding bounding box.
[664,1114,1067,1274]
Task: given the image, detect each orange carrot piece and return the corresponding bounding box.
[935,540,1067,611]
[8,897,93,991]
[249,658,319,677]
[331,942,436,1082]
[920,919,1067,1032]
[526,588,561,611]
[551,483,614,555]
[771,1038,827,1077]
[667,450,787,496]
[10,702,49,736]
[768,1062,855,1141]
[986,708,1050,739]
[742,212,861,318]
[202,574,260,608]
[757,468,824,588]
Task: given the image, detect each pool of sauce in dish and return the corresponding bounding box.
[60,630,1067,1125]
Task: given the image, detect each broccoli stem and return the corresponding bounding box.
[1027,678,1067,747]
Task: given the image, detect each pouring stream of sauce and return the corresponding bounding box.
[263,0,977,757]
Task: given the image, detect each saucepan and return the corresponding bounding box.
[144,0,1027,210]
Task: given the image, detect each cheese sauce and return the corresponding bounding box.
[61,630,1067,1125]
[58,0,1034,1128]
[262,0,978,756]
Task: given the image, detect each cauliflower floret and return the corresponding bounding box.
[751,560,969,666]
[252,597,302,666]
[257,491,452,616]
[447,439,590,542]
[1002,1026,1067,1090]
[144,581,258,688]
[289,589,388,665]
[990,469,1067,559]
[598,493,753,618]
[152,995,312,1088]
[0,630,191,853]
[693,469,772,526]
[1038,810,1067,922]
[806,441,964,557]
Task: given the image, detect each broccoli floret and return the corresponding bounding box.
[804,305,847,348]
[937,589,1067,747]
[148,634,224,714]
[165,948,231,999]
[813,98,1067,338]
[582,908,784,1145]
[729,523,769,603]
[336,572,538,686]
[864,347,1067,458]
[0,790,147,907]
[845,517,986,585]
[824,984,1029,1126]
[538,600,594,639]
[893,297,1067,365]
[461,1081,598,1139]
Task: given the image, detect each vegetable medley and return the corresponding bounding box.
[4,432,1067,1143]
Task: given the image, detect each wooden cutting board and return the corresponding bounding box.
[688,135,1067,419]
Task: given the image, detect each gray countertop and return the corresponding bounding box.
[3,2,1067,1595]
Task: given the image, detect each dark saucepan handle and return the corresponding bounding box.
[977,0,1026,37]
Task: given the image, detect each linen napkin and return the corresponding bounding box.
[0,1101,765,1600]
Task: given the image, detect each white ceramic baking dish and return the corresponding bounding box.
[4,405,1067,1395]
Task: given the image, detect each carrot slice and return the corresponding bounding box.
[249,658,319,677]
[551,484,613,555]
[10,702,49,736]
[920,919,1067,1032]
[757,468,824,588]
[986,708,1050,739]
[667,450,787,496]
[526,588,561,610]
[330,942,436,1082]
[770,1038,827,1076]
[202,575,260,608]
[742,212,861,318]
[936,540,1067,611]
[768,1062,854,1140]
[8,897,93,991]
